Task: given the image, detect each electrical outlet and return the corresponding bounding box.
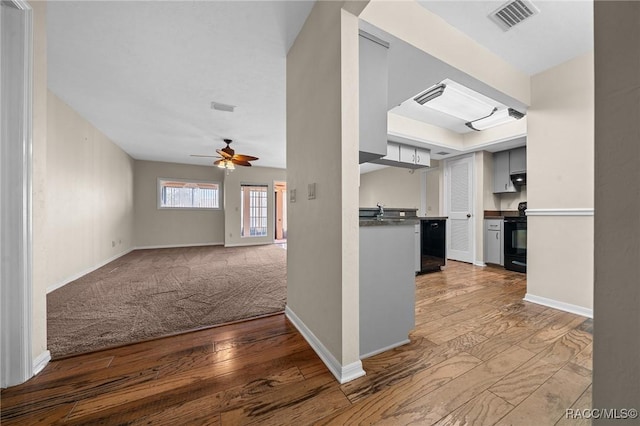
[111,241,115,247]
[290,189,296,203]
[308,183,316,200]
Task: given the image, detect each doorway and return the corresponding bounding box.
[274,181,287,242]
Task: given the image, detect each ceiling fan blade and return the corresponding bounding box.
[216,149,233,159]
[213,159,224,166]
[233,154,259,162]
[191,154,219,158]
[231,159,252,167]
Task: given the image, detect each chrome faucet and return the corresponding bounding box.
[376,202,384,218]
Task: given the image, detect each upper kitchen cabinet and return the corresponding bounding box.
[493,147,527,193]
[399,145,431,168]
[359,31,389,164]
[371,142,430,169]
[494,150,517,193]
[509,147,526,174]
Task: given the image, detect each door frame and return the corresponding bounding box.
[443,153,477,264]
[1,0,34,388]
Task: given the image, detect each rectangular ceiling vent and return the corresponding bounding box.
[489,0,539,31]
[436,151,450,156]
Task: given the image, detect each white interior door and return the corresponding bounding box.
[446,156,474,263]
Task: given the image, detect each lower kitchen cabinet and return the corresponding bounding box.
[485,219,503,266]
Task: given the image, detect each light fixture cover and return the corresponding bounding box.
[466,108,525,131]
[414,82,496,122]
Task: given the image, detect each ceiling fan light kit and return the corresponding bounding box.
[190,138,258,172]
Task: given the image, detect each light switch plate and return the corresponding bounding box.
[308,183,316,200]
[289,189,296,203]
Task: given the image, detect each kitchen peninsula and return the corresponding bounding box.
[359,207,417,358]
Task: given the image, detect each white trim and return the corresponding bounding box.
[526,208,594,217]
[46,247,135,293]
[360,339,410,359]
[32,350,50,376]
[524,293,593,318]
[473,261,487,267]
[285,306,366,384]
[1,0,33,388]
[224,242,273,248]
[135,242,224,250]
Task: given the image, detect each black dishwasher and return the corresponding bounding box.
[419,219,446,273]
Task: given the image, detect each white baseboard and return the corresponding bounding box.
[135,242,224,250]
[223,242,273,248]
[46,247,135,293]
[360,339,410,360]
[285,306,366,384]
[524,293,593,318]
[33,350,51,376]
[474,261,487,267]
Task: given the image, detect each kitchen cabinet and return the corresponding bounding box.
[358,31,389,164]
[372,143,430,169]
[493,150,517,193]
[509,147,526,174]
[399,145,431,168]
[360,220,415,358]
[484,219,503,266]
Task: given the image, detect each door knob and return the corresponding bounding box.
[466,213,471,218]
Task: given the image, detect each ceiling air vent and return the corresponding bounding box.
[489,0,539,31]
[436,151,450,156]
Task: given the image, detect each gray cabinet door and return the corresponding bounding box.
[358,32,389,164]
[493,150,516,193]
[509,147,526,174]
[485,220,503,265]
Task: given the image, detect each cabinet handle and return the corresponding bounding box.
[496,233,499,240]
[505,183,507,190]
[416,154,420,163]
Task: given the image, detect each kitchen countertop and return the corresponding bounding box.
[359,218,418,227]
[484,210,519,219]
[417,216,448,220]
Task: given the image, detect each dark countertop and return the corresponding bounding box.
[417,216,448,220]
[484,210,519,219]
[360,218,419,227]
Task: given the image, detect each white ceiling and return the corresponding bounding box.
[417,0,594,76]
[47,1,593,171]
[47,1,315,169]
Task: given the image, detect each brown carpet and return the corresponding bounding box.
[47,244,287,358]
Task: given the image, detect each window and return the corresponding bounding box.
[158,178,220,209]
[241,185,268,237]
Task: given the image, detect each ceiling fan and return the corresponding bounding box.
[191,139,259,170]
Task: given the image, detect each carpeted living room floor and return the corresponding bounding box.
[47,244,287,359]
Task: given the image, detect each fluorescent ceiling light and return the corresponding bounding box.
[465,108,525,131]
[414,82,496,122]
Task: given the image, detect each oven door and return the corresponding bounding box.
[504,218,527,272]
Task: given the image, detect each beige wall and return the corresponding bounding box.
[286,1,363,372]
[498,188,527,211]
[46,92,135,290]
[359,166,422,212]
[223,166,286,247]
[31,0,48,363]
[133,160,225,248]
[527,52,594,311]
[425,166,441,217]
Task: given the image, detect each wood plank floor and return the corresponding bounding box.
[1,261,592,425]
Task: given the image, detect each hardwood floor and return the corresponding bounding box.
[1,261,592,425]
